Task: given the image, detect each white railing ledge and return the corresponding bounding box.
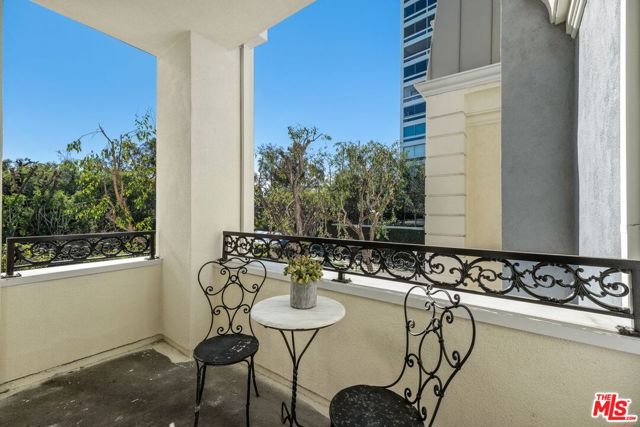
[241,260,640,356]
[0,257,162,288]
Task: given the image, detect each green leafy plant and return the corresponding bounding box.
[284,256,323,285]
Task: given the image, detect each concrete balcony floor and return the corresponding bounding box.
[0,349,328,427]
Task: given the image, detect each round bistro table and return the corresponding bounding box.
[251,295,346,427]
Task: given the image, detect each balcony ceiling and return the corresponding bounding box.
[32,0,314,54]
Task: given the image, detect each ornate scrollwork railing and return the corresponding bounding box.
[223,231,640,335]
[4,231,156,276]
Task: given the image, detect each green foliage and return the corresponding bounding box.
[2,113,156,238]
[4,117,419,249]
[69,113,156,232]
[396,162,425,225]
[330,141,407,241]
[284,255,324,285]
[255,126,333,236]
[255,126,422,242]
[2,158,79,237]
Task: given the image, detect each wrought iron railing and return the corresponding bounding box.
[4,231,156,277]
[223,231,640,336]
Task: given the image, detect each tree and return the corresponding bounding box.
[393,162,425,226]
[255,126,333,236]
[330,141,407,241]
[2,114,156,239]
[2,158,78,237]
[254,128,418,242]
[68,113,156,231]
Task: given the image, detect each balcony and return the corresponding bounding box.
[2,0,640,426]
[1,230,639,426]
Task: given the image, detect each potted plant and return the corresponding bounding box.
[284,256,323,309]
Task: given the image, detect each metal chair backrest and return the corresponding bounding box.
[385,285,476,427]
[197,257,267,340]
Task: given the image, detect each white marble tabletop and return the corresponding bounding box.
[251,295,346,331]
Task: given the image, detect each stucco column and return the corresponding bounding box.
[423,90,467,247]
[624,0,640,259]
[156,32,255,351]
[417,64,502,249]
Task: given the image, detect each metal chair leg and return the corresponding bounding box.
[246,361,252,427]
[194,362,207,427]
[250,355,260,397]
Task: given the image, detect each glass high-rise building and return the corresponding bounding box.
[400,0,437,160]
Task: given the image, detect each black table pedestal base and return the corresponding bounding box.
[277,329,320,427]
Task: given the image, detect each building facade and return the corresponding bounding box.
[416,0,640,260]
[400,0,437,160]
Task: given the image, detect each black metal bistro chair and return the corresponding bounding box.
[329,285,476,427]
[193,257,267,427]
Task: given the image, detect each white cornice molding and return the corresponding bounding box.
[540,0,571,24]
[566,0,588,38]
[539,0,587,38]
[414,63,501,99]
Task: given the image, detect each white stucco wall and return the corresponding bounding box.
[625,0,640,259]
[576,0,622,257]
[0,263,162,384]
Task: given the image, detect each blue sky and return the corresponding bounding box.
[3,0,157,161]
[255,0,401,149]
[3,0,400,162]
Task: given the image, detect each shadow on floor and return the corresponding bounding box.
[0,349,328,427]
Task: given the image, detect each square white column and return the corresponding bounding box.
[156,32,255,350]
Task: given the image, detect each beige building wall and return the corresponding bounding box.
[465,83,501,249]
[245,275,640,427]
[423,88,467,247]
[0,264,162,384]
[416,64,502,249]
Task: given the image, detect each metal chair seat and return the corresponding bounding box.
[193,334,259,366]
[330,385,424,427]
